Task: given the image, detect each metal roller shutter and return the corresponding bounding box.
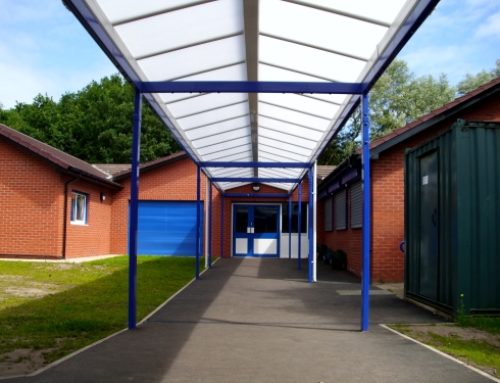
[350,182,362,228]
[137,201,202,256]
[334,190,347,230]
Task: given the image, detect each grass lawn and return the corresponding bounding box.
[391,317,500,378]
[0,256,199,373]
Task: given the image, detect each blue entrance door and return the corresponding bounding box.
[233,205,280,257]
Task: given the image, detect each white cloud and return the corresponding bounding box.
[475,11,500,40]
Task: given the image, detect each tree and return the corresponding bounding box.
[0,75,178,163]
[457,59,500,95]
[369,60,455,138]
[319,60,456,164]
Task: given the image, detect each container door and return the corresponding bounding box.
[418,151,439,300]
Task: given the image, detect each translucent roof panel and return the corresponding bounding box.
[138,35,246,81]
[260,0,388,60]
[66,0,435,191]
[114,0,243,59]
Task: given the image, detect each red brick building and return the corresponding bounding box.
[318,78,500,282]
[0,123,311,260]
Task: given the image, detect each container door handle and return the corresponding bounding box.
[432,209,438,226]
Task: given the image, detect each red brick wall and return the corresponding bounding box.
[0,139,63,258]
[65,180,114,258]
[0,139,114,259]
[318,91,500,282]
[317,189,362,277]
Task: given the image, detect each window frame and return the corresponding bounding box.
[70,191,88,225]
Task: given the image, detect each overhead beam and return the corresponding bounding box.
[243,0,259,177]
[212,177,300,183]
[200,161,310,168]
[138,81,366,94]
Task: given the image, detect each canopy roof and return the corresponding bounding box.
[65,0,438,192]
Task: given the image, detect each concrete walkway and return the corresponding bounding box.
[5,259,492,383]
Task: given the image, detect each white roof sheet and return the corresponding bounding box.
[65,0,437,192]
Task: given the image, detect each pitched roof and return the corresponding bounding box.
[0,123,121,188]
[317,165,336,181]
[111,151,188,180]
[370,77,500,157]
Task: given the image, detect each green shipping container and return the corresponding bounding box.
[405,120,500,315]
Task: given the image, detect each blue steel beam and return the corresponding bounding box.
[220,195,225,258]
[208,180,212,268]
[212,177,299,183]
[223,193,290,198]
[200,161,311,168]
[128,89,142,330]
[196,165,201,279]
[288,197,292,259]
[297,182,302,271]
[308,167,314,283]
[138,81,365,94]
[361,93,371,332]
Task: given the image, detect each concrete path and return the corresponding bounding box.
[5,259,492,383]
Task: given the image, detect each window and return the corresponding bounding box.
[282,202,307,234]
[350,182,362,229]
[334,190,347,230]
[324,197,333,231]
[71,192,88,224]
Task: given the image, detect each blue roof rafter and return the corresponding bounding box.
[212,177,300,183]
[138,81,366,94]
[199,161,310,168]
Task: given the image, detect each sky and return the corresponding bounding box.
[0,0,499,109]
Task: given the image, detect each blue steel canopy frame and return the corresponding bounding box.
[64,0,440,333]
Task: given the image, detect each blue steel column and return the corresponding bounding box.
[128,89,142,330]
[208,181,212,268]
[297,182,302,270]
[196,165,201,279]
[308,168,314,283]
[220,195,224,258]
[288,197,292,259]
[361,93,371,332]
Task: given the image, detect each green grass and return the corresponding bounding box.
[426,332,500,376]
[392,321,500,378]
[0,256,198,365]
[458,315,500,335]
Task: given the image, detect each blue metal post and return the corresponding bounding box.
[297,182,302,270]
[220,195,224,258]
[288,197,292,259]
[361,93,371,332]
[128,89,142,330]
[308,168,314,283]
[208,180,212,268]
[196,165,201,279]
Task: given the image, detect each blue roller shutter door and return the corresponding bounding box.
[137,201,202,256]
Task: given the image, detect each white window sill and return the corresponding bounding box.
[70,221,88,226]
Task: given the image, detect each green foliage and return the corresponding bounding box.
[0,256,196,365]
[369,60,456,138]
[457,59,500,95]
[0,75,178,163]
[320,60,456,164]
